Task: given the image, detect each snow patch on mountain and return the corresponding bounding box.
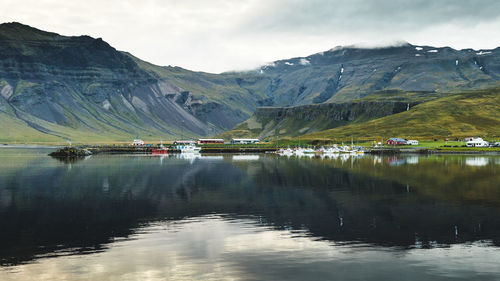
[476,51,492,55]
[299,58,310,65]
[0,84,13,99]
[102,99,112,110]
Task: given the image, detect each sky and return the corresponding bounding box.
[2,0,500,73]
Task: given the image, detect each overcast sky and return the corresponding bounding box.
[2,0,500,73]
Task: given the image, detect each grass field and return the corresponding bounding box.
[3,88,500,147]
[301,88,500,141]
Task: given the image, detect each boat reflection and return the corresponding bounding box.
[465,157,489,167]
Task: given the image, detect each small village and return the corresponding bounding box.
[49,136,495,158]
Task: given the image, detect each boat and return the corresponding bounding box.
[181,143,201,154]
[279,148,294,157]
[152,141,169,155]
[339,145,351,153]
[315,148,325,156]
[293,148,305,156]
[303,148,316,154]
[356,150,365,155]
[323,145,340,154]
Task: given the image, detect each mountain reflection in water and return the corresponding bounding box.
[0,149,499,280]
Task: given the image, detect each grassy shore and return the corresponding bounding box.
[4,138,500,154]
[434,146,500,152]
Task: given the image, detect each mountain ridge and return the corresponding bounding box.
[0,22,267,142]
[2,22,500,142]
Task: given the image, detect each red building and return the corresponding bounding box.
[197,138,224,144]
[386,138,407,145]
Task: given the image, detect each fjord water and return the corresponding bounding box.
[0,149,500,280]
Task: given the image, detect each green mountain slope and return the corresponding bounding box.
[0,22,267,142]
[301,88,500,140]
[219,99,420,139]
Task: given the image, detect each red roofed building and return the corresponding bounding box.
[386,138,407,146]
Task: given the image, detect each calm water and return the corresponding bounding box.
[0,148,500,280]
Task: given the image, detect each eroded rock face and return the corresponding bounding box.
[257,102,411,121]
[254,44,500,106]
[234,101,417,138]
[0,84,12,99]
[0,22,252,139]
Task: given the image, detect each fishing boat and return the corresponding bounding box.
[339,145,351,153]
[323,145,340,154]
[279,148,294,156]
[152,141,168,155]
[293,148,305,156]
[303,148,316,154]
[181,143,201,154]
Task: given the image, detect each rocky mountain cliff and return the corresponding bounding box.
[220,41,500,139]
[0,22,266,142]
[253,44,500,106]
[221,100,418,139]
[2,22,500,142]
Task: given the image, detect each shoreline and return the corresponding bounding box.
[0,144,62,149]
[370,148,500,155]
[45,145,500,158]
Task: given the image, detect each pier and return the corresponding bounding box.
[48,145,500,158]
[49,145,278,157]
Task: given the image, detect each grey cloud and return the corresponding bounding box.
[2,0,500,72]
[239,0,500,34]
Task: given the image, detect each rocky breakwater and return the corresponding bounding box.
[49,147,92,157]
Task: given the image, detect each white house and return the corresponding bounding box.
[132,139,145,146]
[407,140,419,145]
[466,137,489,147]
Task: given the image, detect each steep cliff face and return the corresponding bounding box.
[222,101,417,138]
[302,89,500,140]
[0,22,263,141]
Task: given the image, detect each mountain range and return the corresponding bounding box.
[1,22,500,142]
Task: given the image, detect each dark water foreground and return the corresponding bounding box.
[0,148,500,280]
